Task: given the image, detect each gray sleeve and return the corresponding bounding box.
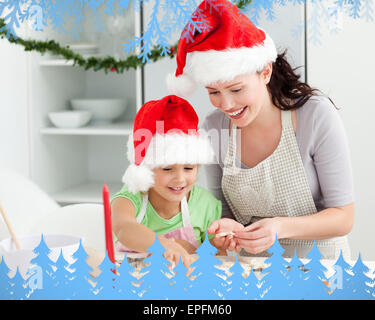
[201,113,233,217]
[312,99,355,207]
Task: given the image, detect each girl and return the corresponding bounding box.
[167,0,354,259]
[111,95,221,266]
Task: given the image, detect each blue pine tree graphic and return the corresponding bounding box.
[308,1,323,46]
[284,249,308,300]
[216,267,232,300]
[8,266,28,300]
[128,249,157,300]
[49,249,74,299]
[129,261,151,300]
[216,266,232,299]
[0,256,11,299]
[68,239,95,299]
[226,256,246,300]
[123,0,173,62]
[94,251,118,299]
[0,0,26,39]
[189,233,225,300]
[328,250,354,299]
[1,0,374,57]
[104,0,118,16]
[259,234,289,299]
[28,234,57,300]
[347,253,373,300]
[302,241,330,300]
[115,255,137,299]
[362,0,374,22]
[243,267,263,300]
[26,3,45,32]
[167,257,192,300]
[140,235,173,300]
[349,0,362,19]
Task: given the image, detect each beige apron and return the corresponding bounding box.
[221,110,351,259]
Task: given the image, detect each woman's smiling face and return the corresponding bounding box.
[205,65,272,128]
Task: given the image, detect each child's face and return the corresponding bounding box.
[151,164,198,202]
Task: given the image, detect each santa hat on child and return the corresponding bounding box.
[122,95,215,193]
[167,0,278,97]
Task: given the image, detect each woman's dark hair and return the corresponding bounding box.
[267,49,337,110]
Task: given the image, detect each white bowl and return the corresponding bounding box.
[0,234,82,278]
[48,111,92,128]
[71,99,127,124]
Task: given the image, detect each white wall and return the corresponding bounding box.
[0,27,30,176]
[307,9,375,260]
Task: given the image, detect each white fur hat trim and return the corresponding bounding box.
[167,31,277,96]
[122,130,215,193]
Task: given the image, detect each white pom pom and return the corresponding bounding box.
[166,73,197,97]
[122,164,154,193]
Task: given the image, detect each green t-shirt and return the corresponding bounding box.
[111,184,221,246]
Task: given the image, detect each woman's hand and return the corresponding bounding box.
[234,218,282,254]
[207,218,244,252]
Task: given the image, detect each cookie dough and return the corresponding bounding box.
[215,231,235,238]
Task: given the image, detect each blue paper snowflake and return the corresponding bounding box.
[1,0,374,64]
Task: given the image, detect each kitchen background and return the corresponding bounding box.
[0,1,374,260]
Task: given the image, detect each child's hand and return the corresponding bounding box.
[207,218,244,252]
[162,238,194,270]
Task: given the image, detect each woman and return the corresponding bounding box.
[167,0,354,259]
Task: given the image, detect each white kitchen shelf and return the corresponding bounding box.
[39,54,104,67]
[26,10,142,206]
[40,121,133,136]
[39,59,76,66]
[51,181,124,204]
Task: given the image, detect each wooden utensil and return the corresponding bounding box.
[0,202,22,250]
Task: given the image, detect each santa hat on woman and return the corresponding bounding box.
[122,95,215,193]
[167,0,278,97]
